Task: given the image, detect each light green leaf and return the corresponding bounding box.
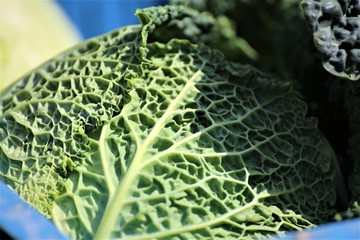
[0,5,336,240]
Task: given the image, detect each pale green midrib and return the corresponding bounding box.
[99,123,116,197]
[111,87,302,239]
[93,70,204,239]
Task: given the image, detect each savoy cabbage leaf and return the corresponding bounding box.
[302,0,360,81]
[170,0,327,84]
[0,5,337,239]
[147,4,258,61]
[168,0,348,158]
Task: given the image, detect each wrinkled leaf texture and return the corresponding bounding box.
[169,0,348,159]
[302,0,360,81]
[0,6,336,240]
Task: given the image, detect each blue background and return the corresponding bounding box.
[56,0,168,39]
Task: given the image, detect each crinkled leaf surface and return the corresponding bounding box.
[0,24,141,216]
[302,0,360,80]
[146,4,257,61]
[0,6,336,240]
[170,0,326,83]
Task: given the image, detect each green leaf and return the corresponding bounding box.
[0,5,336,239]
[143,4,258,61]
[302,0,360,81]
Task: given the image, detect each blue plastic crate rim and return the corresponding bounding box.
[0,181,68,239]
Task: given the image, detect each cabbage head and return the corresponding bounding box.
[0,6,337,240]
[302,0,360,80]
